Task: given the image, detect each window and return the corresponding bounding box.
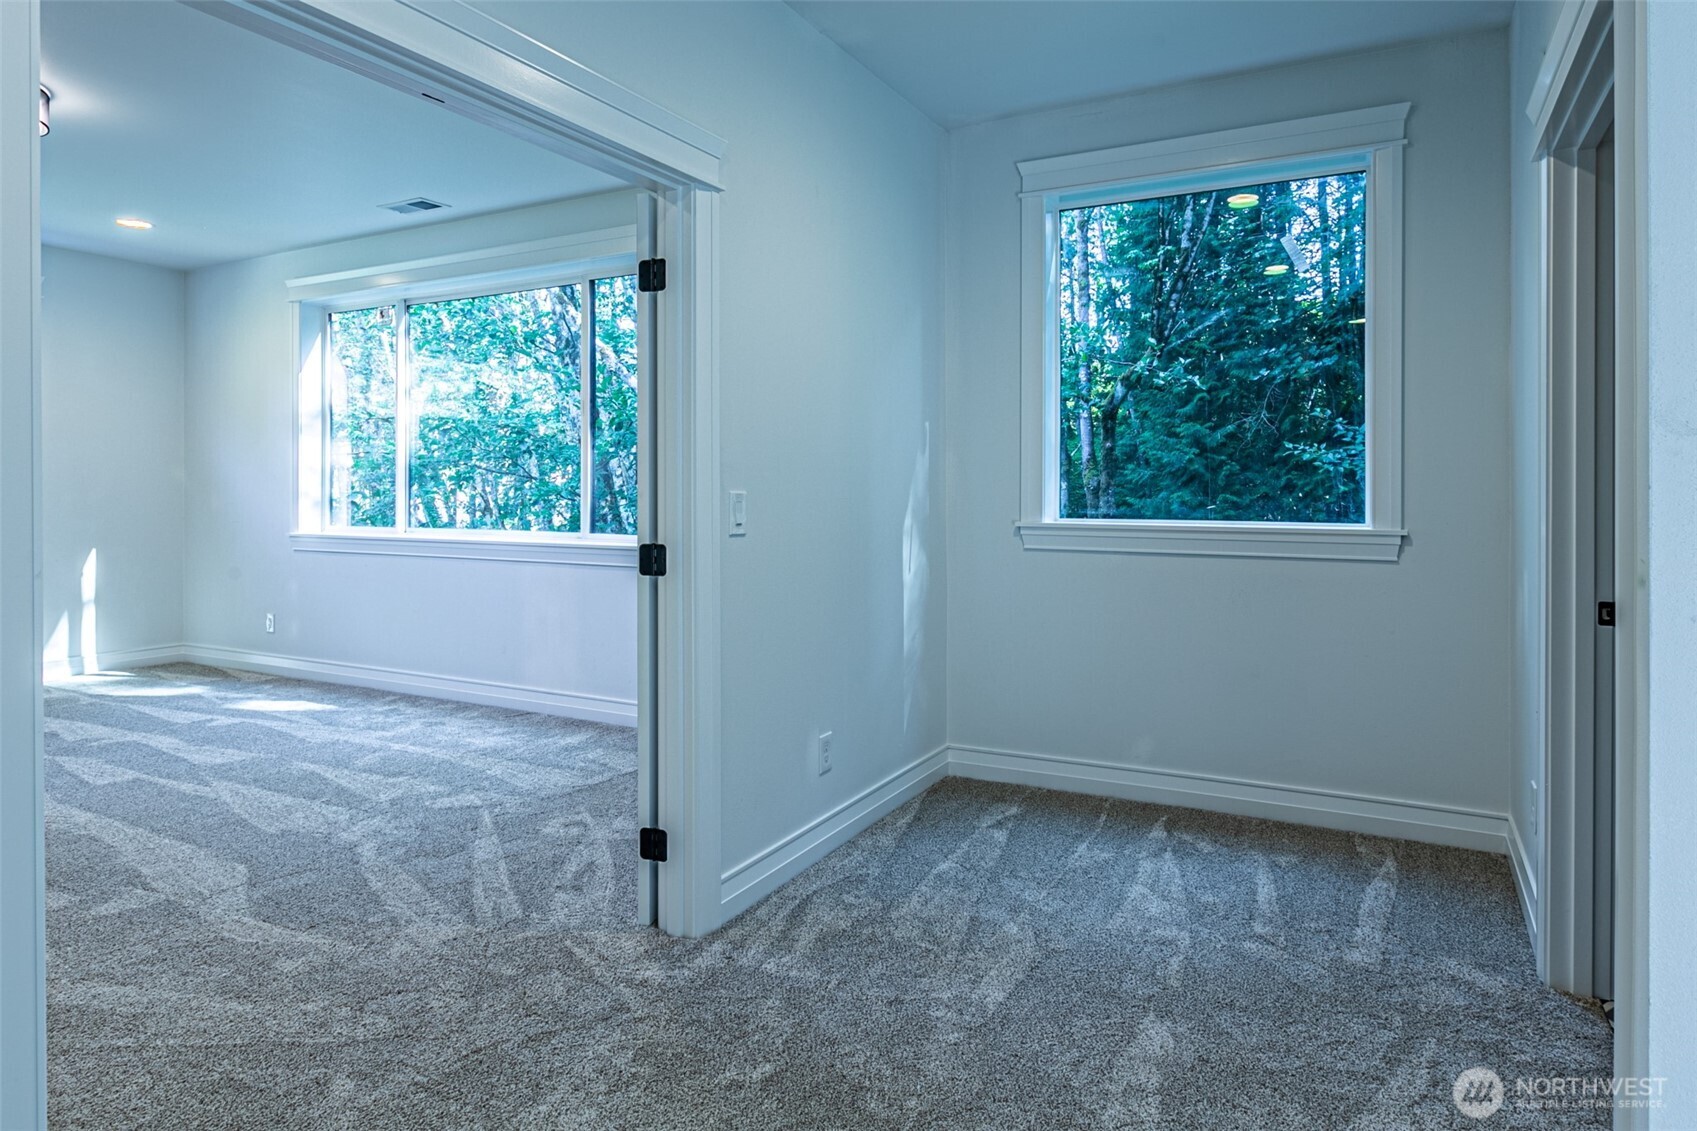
[1059,171,1367,523]
[291,233,640,564]
[1018,105,1410,561]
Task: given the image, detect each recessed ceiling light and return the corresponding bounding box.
[1227,193,1259,210]
[1263,264,1289,276]
[114,218,153,231]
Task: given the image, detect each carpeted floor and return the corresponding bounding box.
[46,664,1611,1129]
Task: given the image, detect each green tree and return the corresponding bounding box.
[408,285,584,532]
[327,305,397,527]
[326,275,640,535]
[591,275,639,535]
[1058,173,1367,523]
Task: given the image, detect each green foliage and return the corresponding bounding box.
[409,286,584,532]
[327,306,397,528]
[327,275,639,536]
[1058,173,1367,523]
[591,276,639,535]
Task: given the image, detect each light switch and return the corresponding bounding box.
[729,490,747,536]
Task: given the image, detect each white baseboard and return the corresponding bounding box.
[1508,815,1540,956]
[715,742,1515,925]
[180,644,637,726]
[43,644,188,683]
[718,745,949,921]
[946,743,1512,855]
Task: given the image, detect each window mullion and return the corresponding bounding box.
[580,279,596,535]
[396,302,412,534]
[322,310,335,530]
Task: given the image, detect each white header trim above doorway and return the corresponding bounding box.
[192,0,726,190]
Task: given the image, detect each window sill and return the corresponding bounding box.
[290,531,638,567]
[1015,521,1406,562]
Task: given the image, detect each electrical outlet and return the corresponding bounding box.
[817,731,833,776]
[265,613,275,634]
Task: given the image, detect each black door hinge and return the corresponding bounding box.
[637,258,667,293]
[638,543,667,577]
[639,827,668,862]
[1598,601,1617,627]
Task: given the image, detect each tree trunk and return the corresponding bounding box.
[1318,176,1331,308]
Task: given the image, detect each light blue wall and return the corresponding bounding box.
[1642,1,1697,1119]
[466,2,950,883]
[40,247,186,677]
[944,32,1514,825]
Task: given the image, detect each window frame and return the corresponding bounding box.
[287,228,640,566]
[1016,104,1411,562]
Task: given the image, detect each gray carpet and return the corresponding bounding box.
[45,664,1611,1129]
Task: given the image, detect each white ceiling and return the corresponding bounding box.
[40,0,1515,268]
[39,0,627,271]
[788,0,1514,129]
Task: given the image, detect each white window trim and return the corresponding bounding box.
[290,531,637,567]
[1017,104,1410,563]
[288,226,639,565]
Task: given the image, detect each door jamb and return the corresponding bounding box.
[1525,0,1643,1042]
[0,5,48,1130]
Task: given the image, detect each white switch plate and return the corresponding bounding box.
[265,613,275,634]
[729,489,748,536]
[817,730,833,775]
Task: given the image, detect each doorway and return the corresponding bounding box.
[2,2,725,1125]
[1544,111,1618,1004]
[1531,0,1623,1007]
[37,0,662,924]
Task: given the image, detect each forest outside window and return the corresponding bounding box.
[295,262,639,563]
[1017,105,1410,561]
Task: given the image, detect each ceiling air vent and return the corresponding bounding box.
[381,198,449,215]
